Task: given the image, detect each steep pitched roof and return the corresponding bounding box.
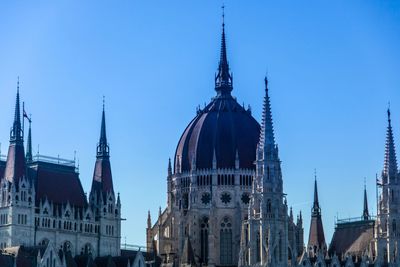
[91,107,114,195]
[308,178,326,252]
[4,84,26,185]
[31,161,87,207]
[328,220,374,257]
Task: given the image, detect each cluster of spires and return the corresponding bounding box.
[3,79,114,197]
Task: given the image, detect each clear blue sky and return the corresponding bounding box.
[0,1,399,246]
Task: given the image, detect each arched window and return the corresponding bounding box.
[200,217,209,264]
[393,219,397,234]
[38,238,49,246]
[81,243,92,255]
[220,217,233,265]
[256,231,261,262]
[267,199,272,213]
[62,241,72,254]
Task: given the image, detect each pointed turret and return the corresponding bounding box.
[168,158,172,177]
[259,77,276,151]
[383,108,398,183]
[312,178,321,216]
[215,10,233,96]
[362,184,369,220]
[147,211,152,229]
[90,104,114,200]
[26,119,32,163]
[307,175,326,257]
[97,104,109,158]
[4,80,26,183]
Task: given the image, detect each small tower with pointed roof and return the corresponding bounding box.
[0,80,35,247]
[362,182,370,221]
[88,102,120,257]
[240,76,293,266]
[307,173,327,258]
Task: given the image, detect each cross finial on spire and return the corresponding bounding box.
[103,95,105,111]
[222,4,225,25]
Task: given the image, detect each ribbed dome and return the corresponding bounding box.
[174,20,261,173]
[174,95,260,172]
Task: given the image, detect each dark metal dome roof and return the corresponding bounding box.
[174,19,261,173]
[174,95,260,172]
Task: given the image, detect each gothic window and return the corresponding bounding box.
[393,219,397,234]
[241,193,250,204]
[38,238,49,246]
[267,199,272,213]
[256,231,261,262]
[220,192,231,204]
[201,193,211,205]
[62,241,72,254]
[81,243,92,255]
[183,193,189,209]
[220,217,233,265]
[200,217,209,264]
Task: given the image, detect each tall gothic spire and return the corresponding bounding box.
[383,108,398,182]
[308,173,326,257]
[4,80,26,183]
[97,103,109,158]
[90,102,114,196]
[11,79,23,143]
[312,175,321,216]
[215,7,233,95]
[259,77,275,150]
[362,183,369,220]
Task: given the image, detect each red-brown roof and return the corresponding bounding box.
[308,215,326,250]
[91,158,113,194]
[31,162,87,207]
[328,220,374,257]
[4,143,26,183]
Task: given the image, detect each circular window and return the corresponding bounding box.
[201,193,211,205]
[241,193,250,204]
[220,192,231,204]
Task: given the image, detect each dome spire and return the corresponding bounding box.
[215,4,233,96]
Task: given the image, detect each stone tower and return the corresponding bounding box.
[238,77,303,267]
[0,82,35,248]
[376,108,400,263]
[307,176,326,257]
[89,104,121,256]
